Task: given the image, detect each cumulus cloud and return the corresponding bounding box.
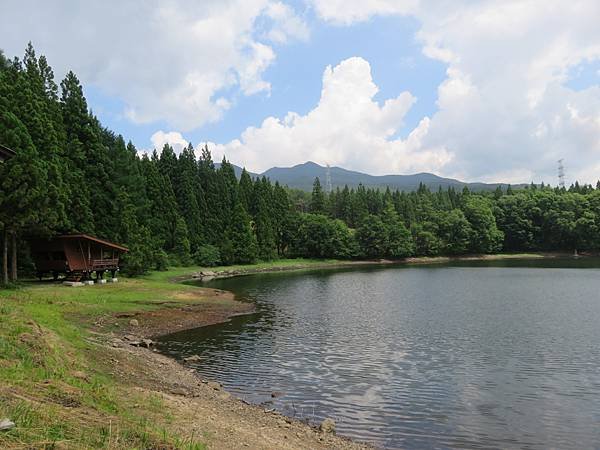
[212,57,452,174]
[308,0,600,183]
[150,131,189,155]
[0,0,308,131]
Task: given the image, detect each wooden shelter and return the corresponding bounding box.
[31,234,128,280]
[0,144,16,162]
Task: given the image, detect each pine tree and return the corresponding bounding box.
[173,217,192,265]
[238,168,254,214]
[175,143,204,251]
[255,197,277,260]
[0,111,48,282]
[310,177,325,214]
[221,202,257,264]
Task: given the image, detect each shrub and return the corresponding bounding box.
[193,244,221,267]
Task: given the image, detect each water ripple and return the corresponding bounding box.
[157,264,600,449]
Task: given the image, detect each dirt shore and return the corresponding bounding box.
[90,253,570,449]
[93,280,372,449]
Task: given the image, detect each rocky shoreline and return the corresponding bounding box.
[94,277,372,449]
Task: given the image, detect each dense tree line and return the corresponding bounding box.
[1,45,600,282]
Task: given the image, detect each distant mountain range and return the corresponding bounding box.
[219,161,526,192]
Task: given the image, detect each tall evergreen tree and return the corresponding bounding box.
[310,177,325,214]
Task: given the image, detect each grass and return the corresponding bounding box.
[0,257,346,449]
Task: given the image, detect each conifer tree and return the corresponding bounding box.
[0,111,48,282]
[173,217,192,265]
[238,168,254,214]
[255,197,277,260]
[310,177,325,214]
[221,202,257,264]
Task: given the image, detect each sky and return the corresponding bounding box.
[1,0,600,184]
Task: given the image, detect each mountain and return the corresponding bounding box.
[217,161,524,192]
[261,161,523,192]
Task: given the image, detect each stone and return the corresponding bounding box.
[0,418,15,431]
[320,418,336,434]
[140,338,153,348]
[170,388,188,396]
[62,281,84,287]
[218,391,231,401]
[123,334,138,341]
[201,270,216,277]
[207,381,221,390]
[183,354,202,362]
[96,279,107,284]
[83,280,94,286]
[128,319,139,327]
[107,278,118,283]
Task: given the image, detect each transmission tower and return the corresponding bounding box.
[325,164,333,193]
[558,159,565,188]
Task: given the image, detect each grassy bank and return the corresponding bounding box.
[0,258,347,448]
[0,254,553,448]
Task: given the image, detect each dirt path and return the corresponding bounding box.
[92,283,372,449]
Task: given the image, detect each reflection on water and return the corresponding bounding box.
[156,259,600,449]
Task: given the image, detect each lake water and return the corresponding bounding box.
[156,259,600,449]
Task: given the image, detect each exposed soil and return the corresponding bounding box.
[92,283,372,449]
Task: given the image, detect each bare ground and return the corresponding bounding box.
[91,285,373,450]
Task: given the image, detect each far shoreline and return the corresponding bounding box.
[172,251,578,285]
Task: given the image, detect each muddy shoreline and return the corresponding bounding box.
[102,253,577,448]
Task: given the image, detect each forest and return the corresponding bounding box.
[2,44,600,282]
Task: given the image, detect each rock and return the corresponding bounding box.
[183,354,202,363]
[128,319,139,327]
[123,334,138,341]
[207,381,221,390]
[201,270,216,277]
[140,338,153,348]
[0,418,15,431]
[218,392,231,401]
[320,418,336,434]
[170,388,188,396]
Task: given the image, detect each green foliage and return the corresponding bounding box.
[221,203,257,264]
[5,43,600,279]
[173,217,192,266]
[310,177,326,214]
[193,244,221,267]
[290,213,357,259]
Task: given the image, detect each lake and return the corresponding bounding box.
[156,259,600,449]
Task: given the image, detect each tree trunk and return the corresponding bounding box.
[2,228,7,285]
[10,231,17,282]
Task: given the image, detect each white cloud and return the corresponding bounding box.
[263,2,310,44]
[212,57,452,174]
[150,130,189,155]
[308,0,600,184]
[310,0,418,25]
[0,0,308,131]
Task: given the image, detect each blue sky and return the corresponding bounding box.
[2,0,600,183]
[86,12,446,150]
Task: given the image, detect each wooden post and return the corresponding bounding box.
[2,228,7,285]
[10,231,17,282]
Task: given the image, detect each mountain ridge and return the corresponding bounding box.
[218,160,527,192]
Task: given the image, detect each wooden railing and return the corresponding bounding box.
[89,258,119,270]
